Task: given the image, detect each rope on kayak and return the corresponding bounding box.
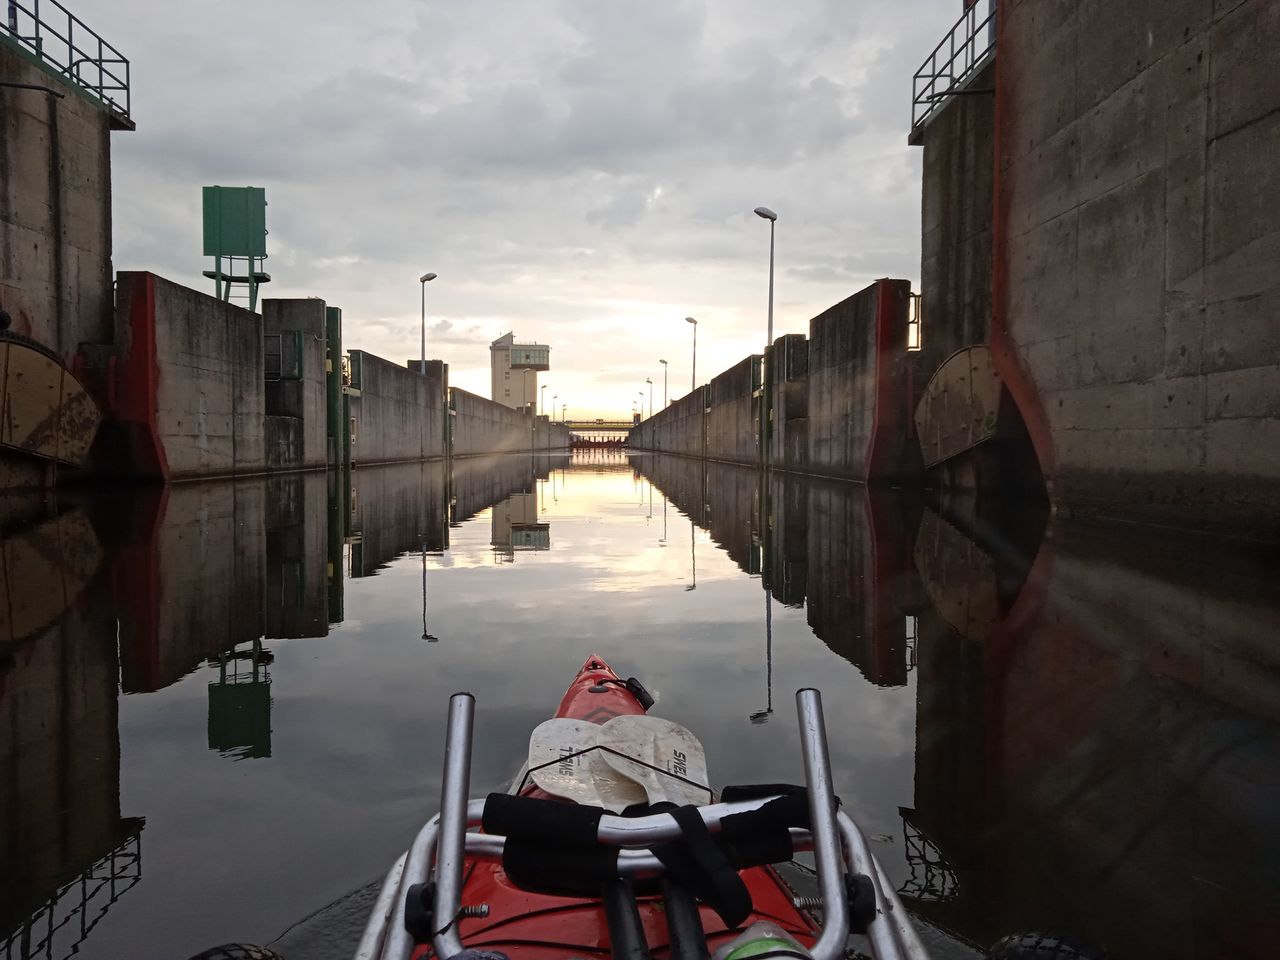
[516,744,712,800]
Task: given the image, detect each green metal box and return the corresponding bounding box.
[202,186,268,257]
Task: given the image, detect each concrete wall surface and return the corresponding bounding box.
[919,60,996,373]
[994,0,1280,534]
[630,280,918,483]
[347,350,446,465]
[0,42,118,365]
[108,272,265,480]
[262,299,326,470]
[451,387,567,457]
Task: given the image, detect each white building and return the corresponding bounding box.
[490,332,550,411]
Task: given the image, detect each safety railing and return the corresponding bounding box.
[3,0,131,122]
[910,0,996,135]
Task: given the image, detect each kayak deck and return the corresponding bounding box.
[416,656,818,958]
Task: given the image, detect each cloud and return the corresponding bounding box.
[106,0,961,414]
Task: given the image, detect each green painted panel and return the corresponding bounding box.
[202,186,268,257]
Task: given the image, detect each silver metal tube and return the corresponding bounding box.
[864,825,930,960]
[384,818,440,960]
[432,693,476,960]
[795,689,850,960]
[837,814,925,960]
[353,852,407,960]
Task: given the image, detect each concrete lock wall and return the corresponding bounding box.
[631,279,917,482]
[918,60,996,374]
[705,355,761,464]
[109,272,265,480]
[347,351,447,465]
[631,387,706,457]
[0,42,118,365]
[910,1,1280,536]
[262,299,326,471]
[450,388,568,457]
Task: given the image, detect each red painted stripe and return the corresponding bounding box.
[866,278,907,480]
[112,273,169,478]
[989,11,1055,477]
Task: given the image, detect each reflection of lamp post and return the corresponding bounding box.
[419,272,438,373]
[660,495,668,546]
[750,592,773,724]
[685,317,697,391]
[659,359,668,408]
[422,542,438,642]
[685,520,697,591]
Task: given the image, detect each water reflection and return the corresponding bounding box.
[631,454,1279,960]
[0,452,1276,960]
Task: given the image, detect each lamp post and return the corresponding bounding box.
[540,384,547,416]
[753,207,777,350]
[754,207,777,469]
[685,317,697,392]
[419,272,437,373]
[561,403,567,423]
[659,359,668,408]
[552,394,557,422]
[645,378,653,418]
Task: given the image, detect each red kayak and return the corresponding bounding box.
[428,656,818,959]
[357,656,928,960]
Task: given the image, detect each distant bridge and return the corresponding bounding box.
[563,420,633,431]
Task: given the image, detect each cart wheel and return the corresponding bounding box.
[988,932,1107,960]
[185,945,287,960]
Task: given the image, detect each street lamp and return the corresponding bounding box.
[685,317,697,391]
[561,403,567,423]
[645,378,653,418]
[753,207,777,351]
[419,272,437,373]
[659,359,668,408]
[540,384,547,416]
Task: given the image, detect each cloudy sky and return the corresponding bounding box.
[104,0,955,417]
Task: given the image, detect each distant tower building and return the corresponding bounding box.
[490,332,550,412]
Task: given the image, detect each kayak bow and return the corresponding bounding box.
[356,656,929,960]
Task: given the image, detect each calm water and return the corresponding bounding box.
[2,452,1277,960]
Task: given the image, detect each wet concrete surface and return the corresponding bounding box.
[2,451,1277,959]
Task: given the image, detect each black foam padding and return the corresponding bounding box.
[502,839,620,897]
[482,793,605,846]
[724,831,795,869]
[721,793,811,843]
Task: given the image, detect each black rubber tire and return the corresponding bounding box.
[185,945,287,960]
[987,932,1107,960]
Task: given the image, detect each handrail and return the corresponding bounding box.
[910,0,996,134]
[2,0,131,122]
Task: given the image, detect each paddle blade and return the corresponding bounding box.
[527,718,647,812]
[596,715,711,807]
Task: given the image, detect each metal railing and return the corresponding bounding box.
[910,0,996,133]
[3,0,131,122]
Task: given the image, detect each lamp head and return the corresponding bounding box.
[420,272,438,283]
[660,358,667,365]
[753,206,777,222]
[685,316,697,325]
